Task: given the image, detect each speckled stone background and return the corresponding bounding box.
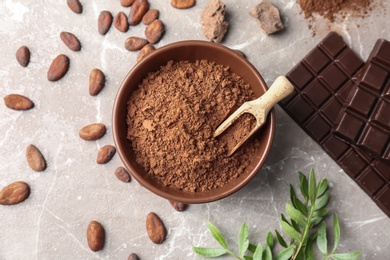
[0,0,389,259]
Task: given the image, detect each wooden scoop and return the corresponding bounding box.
[214,76,294,156]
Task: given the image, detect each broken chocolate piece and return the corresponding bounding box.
[200,0,228,43]
[249,0,284,35]
[280,32,390,218]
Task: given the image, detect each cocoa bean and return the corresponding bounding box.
[3,94,34,110]
[47,54,70,81]
[87,221,105,251]
[97,145,116,164]
[114,12,129,32]
[67,0,83,14]
[145,19,164,44]
[128,253,139,260]
[169,200,187,211]
[128,0,149,26]
[15,46,30,67]
[125,36,148,51]
[114,167,131,183]
[171,0,196,9]
[137,44,155,62]
[142,9,159,25]
[146,212,166,244]
[0,181,30,206]
[60,32,81,51]
[121,0,136,7]
[89,68,106,96]
[79,123,106,141]
[26,144,47,172]
[98,11,113,35]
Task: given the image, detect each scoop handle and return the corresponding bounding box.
[253,76,294,111]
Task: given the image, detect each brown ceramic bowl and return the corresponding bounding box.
[112,40,275,204]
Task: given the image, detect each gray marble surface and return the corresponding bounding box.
[0,0,389,259]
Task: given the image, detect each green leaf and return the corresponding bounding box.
[253,243,263,260]
[292,196,308,217]
[238,223,249,258]
[275,229,288,248]
[207,221,228,250]
[310,217,323,227]
[281,220,302,242]
[192,247,227,257]
[317,179,328,198]
[308,169,317,205]
[332,214,341,254]
[315,190,330,210]
[290,219,301,233]
[313,208,329,218]
[244,257,253,260]
[332,252,361,260]
[248,243,257,254]
[275,245,295,260]
[317,221,328,255]
[281,214,290,225]
[262,245,272,260]
[305,235,315,260]
[298,172,309,201]
[286,203,306,226]
[266,232,274,249]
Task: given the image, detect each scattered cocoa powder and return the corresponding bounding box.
[127,60,260,192]
[298,0,373,22]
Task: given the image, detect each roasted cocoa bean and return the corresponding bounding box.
[98,11,113,35]
[15,46,30,67]
[87,221,105,251]
[125,36,148,51]
[0,181,30,206]
[169,200,187,211]
[114,12,129,32]
[145,19,164,44]
[128,0,149,26]
[89,68,106,96]
[137,44,155,62]
[142,9,159,25]
[114,167,131,183]
[79,123,106,141]
[128,253,139,260]
[47,54,70,81]
[97,145,116,164]
[146,212,166,244]
[67,0,83,14]
[3,94,34,110]
[171,0,196,9]
[121,0,136,7]
[60,31,81,51]
[26,144,47,172]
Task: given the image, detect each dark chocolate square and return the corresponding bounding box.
[305,115,331,142]
[304,48,331,73]
[357,168,386,196]
[334,112,365,142]
[337,48,365,77]
[360,64,388,93]
[287,97,315,123]
[287,63,313,90]
[339,149,368,178]
[303,81,331,108]
[348,88,377,116]
[358,125,389,156]
[320,64,348,91]
[322,135,349,159]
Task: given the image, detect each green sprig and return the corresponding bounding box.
[192,169,360,260]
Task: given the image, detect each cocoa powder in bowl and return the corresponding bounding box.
[113,41,275,203]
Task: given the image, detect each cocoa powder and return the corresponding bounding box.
[298,0,373,21]
[127,60,260,192]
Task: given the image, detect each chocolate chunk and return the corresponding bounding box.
[249,0,284,35]
[333,39,390,161]
[200,0,228,43]
[280,32,390,217]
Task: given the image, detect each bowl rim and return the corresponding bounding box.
[112,40,275,203]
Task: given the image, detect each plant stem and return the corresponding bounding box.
[291,202,316,259]
[226,249,241,260]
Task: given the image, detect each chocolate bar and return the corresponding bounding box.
[280,32,390,217]
[333,39,390,161]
